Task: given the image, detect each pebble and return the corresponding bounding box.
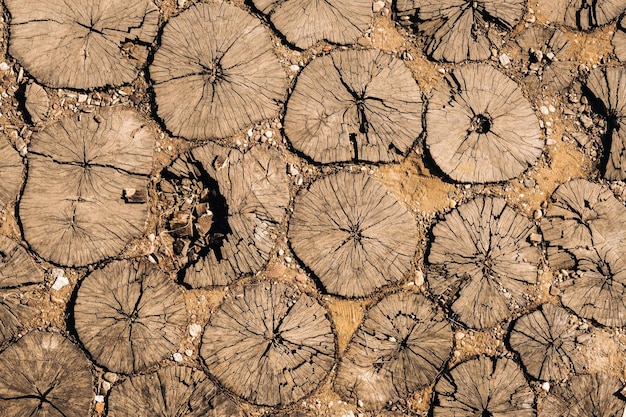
[548,104,556,113]
[101,381,111,393]
[185,349,193,356]
[177,0,185,6]
[0,62,9,71]
[580,115,593,129]
[523,178,536,188]
[529,233,542,243]
[78,94,88,103]
[373,0,385,13]
[546,138,557,146]
[289,64,300,72]
[357,399,364,408]
[540,105,550,115]
[498,54,510,66]
[94,395,105,403]
[51,275,69,291]
[541,381,551,392]
[415,269,424,286]
[189,323,202,338]
[455,332,465,340]
[173,352,183,362]
[103,372,118,383]
[295,273,307,283]
[264,130,273,139]
[534,209,543,219]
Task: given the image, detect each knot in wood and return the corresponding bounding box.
[470,113,492,134]
[201,60,224,85]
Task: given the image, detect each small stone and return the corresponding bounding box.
[173,352,183,362]
[0,62,9,71]
[289,64,300,72]
[357,399,364,408]
[189,323,202,338]
[388,336,397,342]
[177,0,185,7]
[94,395,105,403]
[103,372,118,383]
[523,178,536,188]
[285,256,292,263]
[455,332,465,340]
[289,163,299,177]
[373,0,385,13]
[77,94,88,103]
[123,188,147,204]
[540,105,550,115]
[541,381,550,392]
[51,275,69,291]
[498,54,510,66]
[264,130,273,138]
[529,233,542,243]
[546,138,557,146]
[438,68,446,74]
[101,381,111,393]
[548,104,556,113]
[534,209,543,219]
[185,349,193,356]
[580,115,593,129]
[295,273,307,283]
[415,269,424,286]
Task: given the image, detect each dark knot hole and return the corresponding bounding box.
[471,113,492,134]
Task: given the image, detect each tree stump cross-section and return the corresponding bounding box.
[200,281,336,406]
[335,292,453,409]
[545,0,626,30]
[289,171,418,298]
[151,1,288,141]
[426,64,543,183]
[428,196,541,329]
[74,258,187,375]
[284,49,424,164]
[19,108,155,267]
[5,0,159,89]
[613,14,626,62]
[0,137,23,207]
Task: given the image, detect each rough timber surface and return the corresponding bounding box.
[284,49,423,164]
[544,0,626,30]
[613,15,626,61]
[0,137,22,207]
[23,82,48,124]
[5,0,159,89]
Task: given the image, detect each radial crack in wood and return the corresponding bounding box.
[108,366,242,417]
[542,179,626,327]
[428,196,541,329]
[0,292,35,346]
[5,0,158,89]
[0,235,43,288]
[433,356,535,417]
[396,0,525,63]
[24,82,49,124]
[0,138,23,207]
[426,64,543,183]
[284,49,424,164]
[613,15,626,62]
[584,66,626,180]
[509,303,586,381]
[335,292,452,409]
[150,2,287,141]
[289,171,418,298]
[0,331,93,417]
[540,374,625,416]
[74,258,186,374]
[544,0,626,30]
[162,143,289,288]
[200,281,335,406]
[19,108,155,267]
[252,0,372,49]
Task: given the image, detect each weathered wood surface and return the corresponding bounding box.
[289,171,418,298]
[544,0,626,30]
[0,235,43,288]
[613,15,626,61]
[433,356,535,417]
[542,179,626,327]
[396,0,524,62]
[0,331,93,417]
[252,0,372,49]
[0,138,23,206]
[200,281,335,406]
[426,64,543,183]
[5,0,158,89]
[24,82,48,124]
[428,196,541,329]
[74,259,186,374]
[163,143,289,288]
[284,50,423,164]
[108,366,242,417]
[0,294,35,346]
[19,109,155,266]
[541,374,625,416]
[509,303,586,381]
[151,2,287,140]
[335,292,452,409]
[585,66,626,180]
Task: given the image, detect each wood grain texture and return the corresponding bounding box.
[252,0,372,49]
[0,235,43,288]
[289,171,418,298]
[5,0,158,89]
[433,356,535,417]
[19,108,155,266]
[540,374,625,416]
[428,196,541,329]
[151,1,287,140]
[108,366,242,417]
[0,137,23,206]
[396,0,524,63]
[613,15,626,62]
[544,0,626,30]
[335,292,452,409]
[284,50,423,164]
[200,281,335,406]
[426,64,543,183]
[74,259,186,374]
[24,82,48,124]
[0,331,93,417]
[0,293,35,345]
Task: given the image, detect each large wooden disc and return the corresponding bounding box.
[426,64,543,183]
[6,0,158,89]
[541,374,625,416]
[151,2,287,140]
[0,235,42,288]
[252,0,371,49]
[289,171,418,298]
[200,281,335,406]
[433,356,535,417]
[108,366,242,417]
[396,0,525,63]
[613,15,626,62]
[0,331,93,417]
[335,292,452,409]
[19,108,155,267]
[74,259,186,374]
[428,196,541,329]
[284,49,424,164]
[544,0,626,30]
[24,83,49,124]
[0,138,23,207]
[0,293,35,346]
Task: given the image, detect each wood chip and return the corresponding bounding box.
[426,64,543,183]
[108,366,242,417]
[545,0,626,30]
[151,2,287,140]
[584,66,626,180]
[335,292,452,409]
[509,303,586,381]
[284,50,423,164]
[200,281,335,406]
[0,137,23,206]
[433,356,535,417]
[24,82,48,124]
[5,0,158,88]
[613,15,626,62]
[252,0,372,49]
[74,259,186,374]
[289,171,418,298]
[541,374,625,416]
[428,196,541,329]
[396,0,525,63]
[0,331,93,417]
[19,108,155,267]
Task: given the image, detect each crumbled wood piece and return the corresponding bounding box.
[24,82,48,123]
